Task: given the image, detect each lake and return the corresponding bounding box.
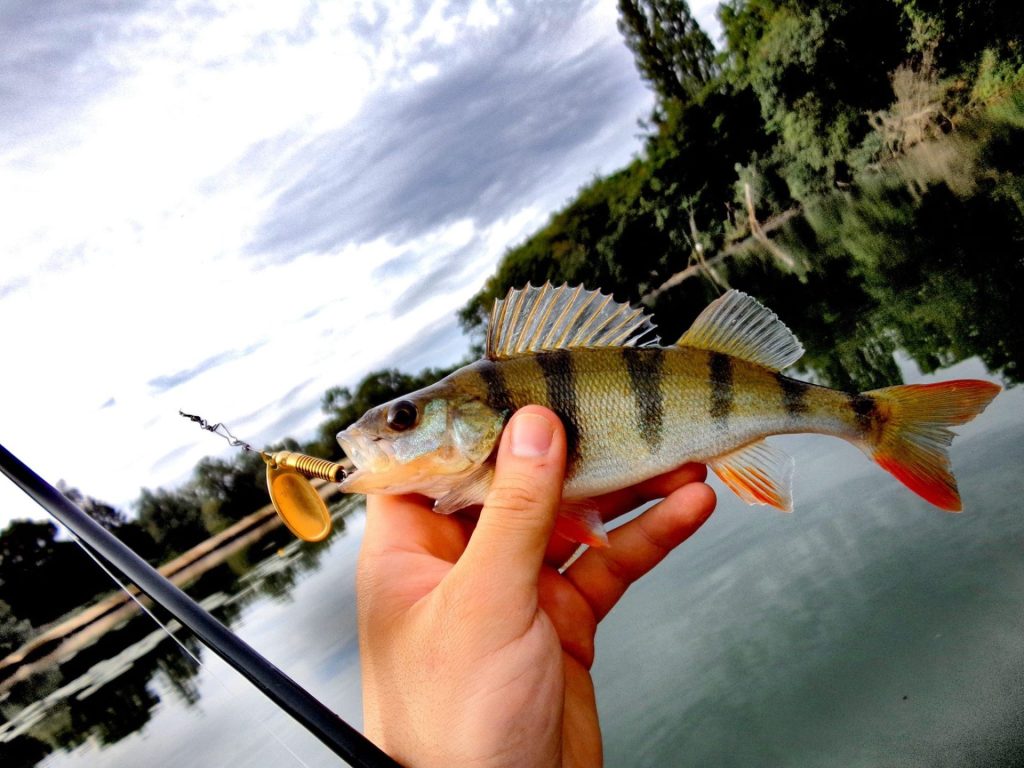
[3,97,1024,768]
[5,356,1021,768]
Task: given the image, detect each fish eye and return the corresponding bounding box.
[386,400,418,432]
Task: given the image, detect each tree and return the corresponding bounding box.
[617,0,718,106]
[0,598,31,656]
[0,520,113,626]
[58,484,160,563]
[192,451,268,531]
[135,487,208,560]
[720,0,908,198]
[59,484,126,531]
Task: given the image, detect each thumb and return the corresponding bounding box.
[456,406,566,595]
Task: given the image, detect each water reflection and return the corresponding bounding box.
[597,377,1024,766]
[0,500,354,767]
[650,94,1024,392]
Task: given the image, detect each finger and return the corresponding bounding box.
[542,462,709,568]
[536,568,597,669]
[565,481,716,623]
[363,493,471,562]
[593,462,708,521]
[456,406,566,595]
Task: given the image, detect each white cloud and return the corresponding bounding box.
[0,0,653,527]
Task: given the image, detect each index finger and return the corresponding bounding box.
[593,462,708,521]
[363,493,472,563]
[543,463,708,567]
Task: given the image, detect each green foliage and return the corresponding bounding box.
[135,487,207,561]
[736,1,907,197]
[617,0,718,106]
[466,0,1024,336]
[0,599,31,656]
[724,98,1024,390]
[0,520,113,627]
[895,0,1024,72]
[191,450,270,532]
[970,49,1024,105]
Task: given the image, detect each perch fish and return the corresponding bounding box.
[337,284,1000,546]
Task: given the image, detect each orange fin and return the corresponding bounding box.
[709,439,794,512]
[555,500,609,548]
[865,379,1000,511]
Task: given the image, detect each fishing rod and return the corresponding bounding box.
[0,442,400,768]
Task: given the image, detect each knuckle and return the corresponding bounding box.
[484,477,542,517]
[600,550,639,588]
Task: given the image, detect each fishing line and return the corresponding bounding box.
[67,531,315,768]
[179,410,261,453]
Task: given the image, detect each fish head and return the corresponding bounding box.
[336,383,505,497]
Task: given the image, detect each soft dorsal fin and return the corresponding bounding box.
[486,283,659,360]
[677,290,803,371]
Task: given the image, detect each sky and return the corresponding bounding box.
[0,0,723,528]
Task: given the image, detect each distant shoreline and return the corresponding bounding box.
[0,481,346,692]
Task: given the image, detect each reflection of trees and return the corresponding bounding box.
[708,106,1024,392]
[0,734,49,766]
[70,676,162,746]
[3,515,351,766]
[155,635,203,707]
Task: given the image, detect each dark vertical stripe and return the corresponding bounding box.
[536,350,581,467]
[775,372,810,416]
[848,393,877,434]
[479,360,515,416]
[709,352,734,421]
[622,347,665,451]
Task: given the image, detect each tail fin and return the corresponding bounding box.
[865,380,1000,510]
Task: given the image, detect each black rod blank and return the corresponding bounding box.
[0,442,399,768]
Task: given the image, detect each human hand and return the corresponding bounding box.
[357,406,716,768]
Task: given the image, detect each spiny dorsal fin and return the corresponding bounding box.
[486,283,659,360]
[678,290,803,371]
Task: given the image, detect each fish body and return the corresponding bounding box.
[338,284,1000,545]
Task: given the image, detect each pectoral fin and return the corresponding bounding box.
[435,466,610,547]
[709,439,794,512]
[433,465,493,515]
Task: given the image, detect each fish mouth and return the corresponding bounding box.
[337,429,391,473]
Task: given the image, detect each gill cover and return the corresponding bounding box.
[384,397,504,466]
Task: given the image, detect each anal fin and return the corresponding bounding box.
[709,439,794,512]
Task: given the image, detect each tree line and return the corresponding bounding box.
[0,365,456,654]
[459,0,1024,338]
